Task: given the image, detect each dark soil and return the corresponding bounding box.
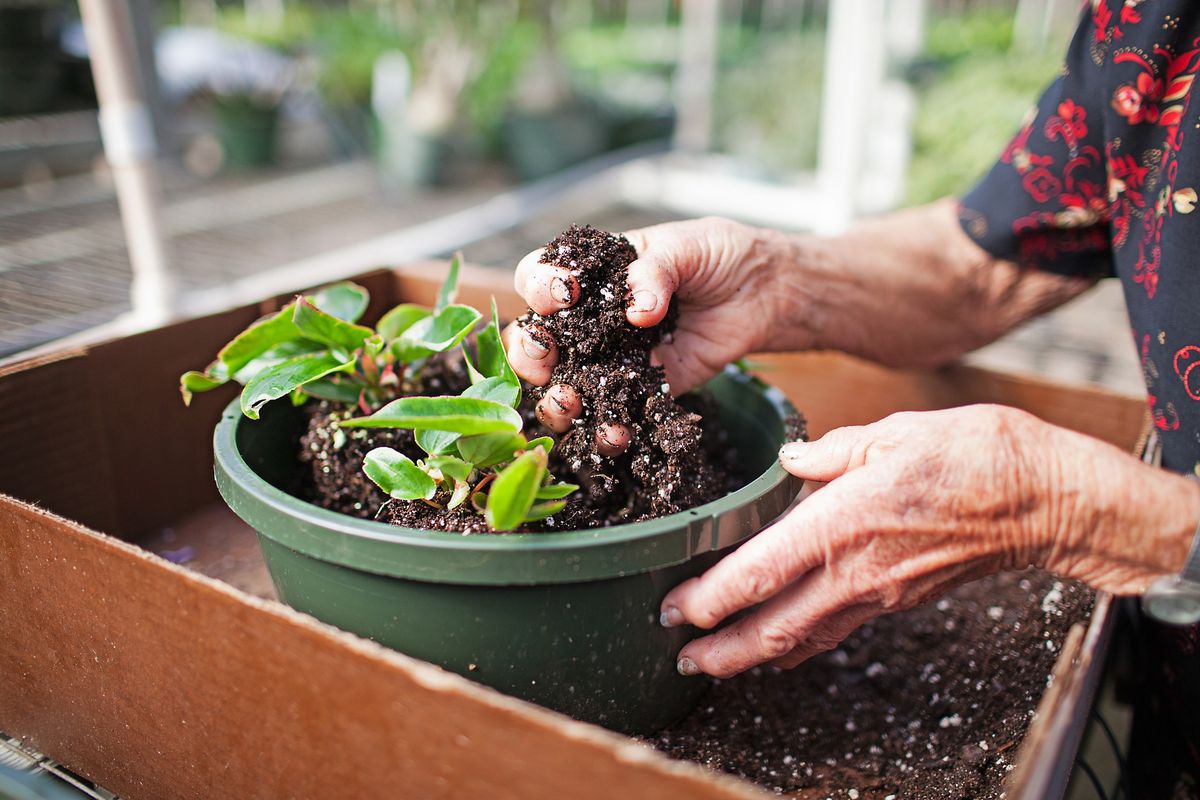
[300,224,745,533]
[298,351,470,520]
[653,569,1093,799]
[521,224,736,528]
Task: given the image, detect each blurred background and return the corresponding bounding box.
[0,0,1140,394]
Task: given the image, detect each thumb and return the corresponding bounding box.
[779,425,895,482]
[624,251,680,328]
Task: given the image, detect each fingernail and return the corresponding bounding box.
[677,656,700,676]
[660,606,684,627]
[630,290,658,314]
[550,275,575,305]
[522,332,550,360]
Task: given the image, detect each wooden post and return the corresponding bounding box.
[673,0,719,154]
[78,0,176,326]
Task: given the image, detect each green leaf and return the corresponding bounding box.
[535,482,579,500]
[231,338,325,384]
[218,303,302,375]
[179,370,227,405]
[485,449,547,532]
[524,500,566,522]
[436,253,461,313]
[394,304,481,363]
[309,282,370,322]
[425,455,473,482]
[465,375,520,408]
[240,352,353,420]
[456,431,527,468]
[413,378,518,455]
[415,427,458,457]
[292,298,373,355]
[525,436,554,455]
[340,395,522,434]
[448,479,471,510]
[363,447,437,500]
[377,303,431,341]
[465,299,520,402]
[364,333,385,358]
[301,377,362,405]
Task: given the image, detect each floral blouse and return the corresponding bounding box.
[957,1,1199,793]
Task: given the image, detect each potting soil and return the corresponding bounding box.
[300,224,756,532]
[653,569,1093,800]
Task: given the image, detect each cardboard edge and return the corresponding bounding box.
[0,492,768,800]
[1006,592,1117,799]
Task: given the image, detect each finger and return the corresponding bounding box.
[770,603,880,670]
[535,384,581,433]
[501,322,557,386]
[524,264,580,316]
[676,569,863,679]
[624,251,680,328]
[513,248,546,297]
[651,329,719,395]
[660,494,837,630]
[778,424,898,482]
[595,422,631,457]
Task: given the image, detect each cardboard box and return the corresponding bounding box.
[0,265,1144,799]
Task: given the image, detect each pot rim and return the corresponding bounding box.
[213,369,802,585]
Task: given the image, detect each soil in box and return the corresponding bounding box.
[653,569,1093,800]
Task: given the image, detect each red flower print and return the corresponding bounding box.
[1112,208,1131,246]
[1108,152,1148,193]
[1001,118,1034,169]
[1052,99,1088,139]
[1112,84,1143,118]
[1148,393,1181,430]
[1092,1,1112,43]
[1174,346,1200,401]
[1111,72,1163,124]
[1022,166,1063,203]
[1060,147,1106,216]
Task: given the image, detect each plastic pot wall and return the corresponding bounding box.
[214,371,801,733]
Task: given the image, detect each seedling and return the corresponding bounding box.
[180,255,479,418]
[181,257,577,532]
[343,322,577,531]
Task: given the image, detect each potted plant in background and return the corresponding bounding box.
[501,6,611,181]
[180,9,299,170]
[183,233,803,733]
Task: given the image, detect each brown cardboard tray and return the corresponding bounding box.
[0,264,1145,799]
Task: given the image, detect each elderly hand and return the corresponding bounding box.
[502,218,805,442]
[660,405,1200,679]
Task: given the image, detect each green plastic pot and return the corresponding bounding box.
[215,99,280,170]
[213,370,801,733]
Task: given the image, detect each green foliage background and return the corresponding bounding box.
[904,9,1064,204]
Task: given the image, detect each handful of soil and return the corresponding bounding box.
[520,225,735,528]
[297,225,740,533]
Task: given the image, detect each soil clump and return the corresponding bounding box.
[521,224,739,528]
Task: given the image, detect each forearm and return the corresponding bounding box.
[763,199,1093,368]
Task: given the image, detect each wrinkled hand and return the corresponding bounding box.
[659,405,1200,679]
[502,218,789,451]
